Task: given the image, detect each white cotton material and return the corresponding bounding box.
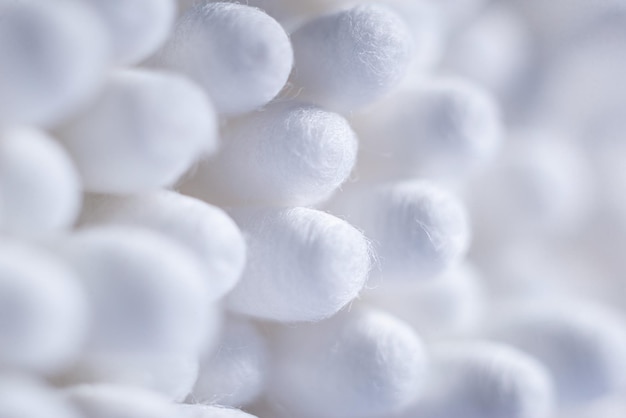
[181,102,358,206]
[364,263,485,340]
[179,404,257,418]
[0,241,88,374]
[507,0,623,49]
[267,307,428,418]
[384,0,444,74]
[83,0,176,65]
[57,226,217,355]
[442,5,531,100]
[0,128,81,235]
[328,181,470,283]
[354,79,502,181]
[64,384,178,418]
[424,0,486,31]
[0,1,110,127]
[57,69,217,194]
[469,131,592,239]
[0,375,81,418]
[155,2,293,115]
[79,191,246,301]
[191,316,269,407]
[398,342,554,418]
[490,303,626,405]
[289,3,413,112]
[67,352,200,402]
[226,207,371,322]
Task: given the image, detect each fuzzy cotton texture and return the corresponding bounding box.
[0,128,81,235]
[0,241,88,374]
[57,69,217,194]
[155,2,293,115]
[182,101,358,206]
[266,307,428,418]
[79,191,246,301]
[289,3,413,112]
[328,180,470,283]
[83,0,176,65]
[226,207,371,322]
[0,1,110,127]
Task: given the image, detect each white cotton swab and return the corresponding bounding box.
[364,263,485,340]
[289,3,413,112]
[0,375,81,418]
[327,180,470,284]
[266,307,428,418]
[155,2,293,115]
[469,130,592,241]
[57,226,216,355]
[398,342,554,418]
[79,191,246,301]
[353,78,502,182]
[226,207,371,323]
[190,316,268,407]
[83,0,176,65]
[490,302,626,406]
[442,4,532,101]
[0,240,88,375]
[0,128,81,236]
[0,1,110,127]
[181,101,358,206]
[57,69,217,194]
[64,384,178,418]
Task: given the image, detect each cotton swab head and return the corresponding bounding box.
[181,101,358,206]
[266,307,428,418]
[191,316,269,407]
[0,128,81,235]
[384,0,445,74]
[354,78,502,181]
[79,191,246,301]
[64,384,178,418]
[57,69,217,194]
[469,130,592,240]
[57,226,215,355]
[0,1,110,127]
[83,0,176,65]
[155,2,293,115]
[0,375,80,418]
[400,342,554,418]
[490,302,626,405]
[442,4,532,101]
[0,240,88,374]
[289,3,413,112]
[364,263,485,340]
[226,207,371,322]
[328,180,470,283]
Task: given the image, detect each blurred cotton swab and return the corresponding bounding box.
[181,102,357,206]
